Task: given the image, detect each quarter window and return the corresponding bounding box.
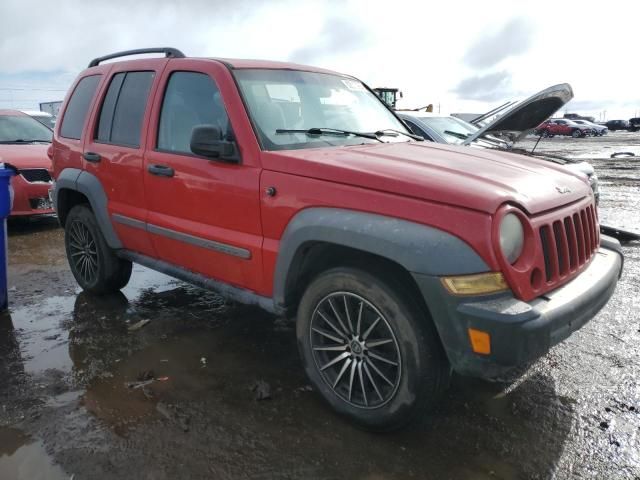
[157,72,230,154]
[60,75,101,140]
[96,71,154,147]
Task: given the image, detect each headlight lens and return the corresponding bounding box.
[499,213,524,264]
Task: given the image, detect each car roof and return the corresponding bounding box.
[398,112,453,119]
[86,55,346,77]
[206,57,344,75]
[19,109,52,117]
[0,109,28,117]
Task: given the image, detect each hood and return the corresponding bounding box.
[564,161,594,178]
[464,83,574,145]
[262,141,591,215]
[0,143,51,169]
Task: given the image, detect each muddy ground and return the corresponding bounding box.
[0,132,639,480]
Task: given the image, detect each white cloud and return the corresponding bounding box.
[1,0,639,119]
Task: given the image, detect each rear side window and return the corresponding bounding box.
[60,75,101,139]
[96,71,154,147]
[157,72,230,154]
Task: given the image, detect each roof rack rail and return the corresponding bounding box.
[88,47,186,68]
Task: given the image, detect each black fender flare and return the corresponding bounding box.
[273,208,490,309]
[54,168,122,249]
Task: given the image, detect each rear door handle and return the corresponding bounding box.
[83,151,101,163]
[148,164,174,177]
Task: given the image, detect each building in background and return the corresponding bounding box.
[39,101,62,116]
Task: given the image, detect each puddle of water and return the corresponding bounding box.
[8,296,76,374]
[0,428,68,480]
[2,266,180,377]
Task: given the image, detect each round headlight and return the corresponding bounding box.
[499,213,524,264]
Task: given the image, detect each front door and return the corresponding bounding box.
[143,62,264,293]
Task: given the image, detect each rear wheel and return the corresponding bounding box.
[296,267,450,431]
[572,129,581,138]
[65,204,132,294]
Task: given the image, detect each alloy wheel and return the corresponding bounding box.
[309,292,402,409]
[68,221,99,284]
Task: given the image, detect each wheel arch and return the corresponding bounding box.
[274,208,490,313]
[54,168,122,249]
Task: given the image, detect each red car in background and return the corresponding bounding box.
[0,110,55,216]
[535,119,593,138]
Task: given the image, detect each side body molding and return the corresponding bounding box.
[53,168,122,249]
[273,208,490,308]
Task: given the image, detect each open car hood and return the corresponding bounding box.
[463,83,574,145]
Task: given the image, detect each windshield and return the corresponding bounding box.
[416,116,478,145]
[0,114,52,143]
[234,69,409,151]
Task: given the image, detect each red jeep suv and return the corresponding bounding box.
[51,48,623,430]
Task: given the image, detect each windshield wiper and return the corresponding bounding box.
[443,130,470,141]
[275,127,383,142]
[374,129,424,141]
[0,139,51,144]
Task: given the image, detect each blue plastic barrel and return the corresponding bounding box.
[0,167,15,310]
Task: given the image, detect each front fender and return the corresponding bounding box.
[273,208,490,308]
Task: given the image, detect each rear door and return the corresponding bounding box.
[83,59,167,257]
[143,60,264,293]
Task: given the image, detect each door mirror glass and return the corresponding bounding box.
[190,125,238,161]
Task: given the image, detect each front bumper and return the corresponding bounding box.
[10,174,55,217]
[413,238,623,379]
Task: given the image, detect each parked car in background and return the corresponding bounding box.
[0,110,55,216]
[399,83,600,203]
[571,119,608,136]
[19,110,56,130]
[628,117,640,132]
[52,54,621,431]
[535,119,593,138]
[605,119,630,131]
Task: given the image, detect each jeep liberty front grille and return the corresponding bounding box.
[538,203,599,282]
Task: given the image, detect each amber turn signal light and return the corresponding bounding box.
[441,272,508,296]
[468,328,491,355]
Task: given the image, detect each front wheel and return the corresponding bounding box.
[296,267,450,431]
[572,129,581,138]
[65,204,132,294]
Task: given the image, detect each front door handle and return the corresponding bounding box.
[83,151,101,163]
[148,164,174,177]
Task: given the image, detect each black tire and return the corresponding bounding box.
[64,204,132,294]
[542,129,550,138]
[571,129,581,138]
[296,267,450,431]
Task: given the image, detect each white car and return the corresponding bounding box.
[571,119,608,136]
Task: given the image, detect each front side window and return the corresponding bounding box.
[404,119,432,141]
[157,72,230,154]
[60,75,101,140]
[96,71,154,147]
[234,69,409,151]
[0,114,52,143]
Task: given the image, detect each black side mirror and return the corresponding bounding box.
[190,125,239,162]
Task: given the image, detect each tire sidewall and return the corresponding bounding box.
[296,267,443,431]
[64,205,111,292]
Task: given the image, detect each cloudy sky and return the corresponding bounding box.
[1,0,639,120]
